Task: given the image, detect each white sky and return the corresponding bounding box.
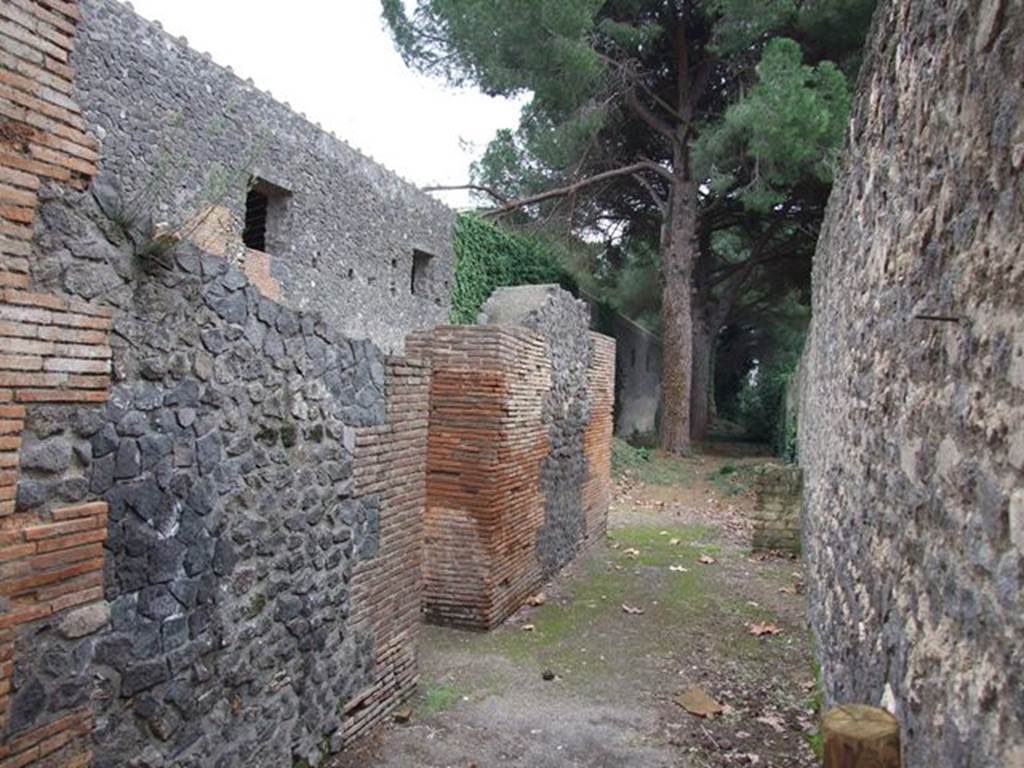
[126,0,525,208]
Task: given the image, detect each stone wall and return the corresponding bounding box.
[798,1,1023,766]
[611,315,660,439]
[0,2,428,765]
[750,465,801,555]
[410,286,615,629]
[66,0,455,355]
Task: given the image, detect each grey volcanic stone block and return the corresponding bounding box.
[58,603,112,639]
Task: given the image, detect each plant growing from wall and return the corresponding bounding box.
[104,101,269,261]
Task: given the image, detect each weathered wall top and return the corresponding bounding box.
[66,0,455,353]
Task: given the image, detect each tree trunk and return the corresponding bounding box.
[690,309,714,441]
[658,172,698,453]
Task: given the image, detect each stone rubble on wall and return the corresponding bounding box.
[798,1,1023,765]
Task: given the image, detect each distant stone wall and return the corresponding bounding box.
[65,0,454,354]
[611,316,660,439]
[410,285,615,629]
[799,1,1023,766]
[750,465,801,555]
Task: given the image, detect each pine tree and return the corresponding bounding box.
[384,0,874,451]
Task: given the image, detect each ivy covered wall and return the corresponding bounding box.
[449,216,571,324]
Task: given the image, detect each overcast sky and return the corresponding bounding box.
[126,0,525,208]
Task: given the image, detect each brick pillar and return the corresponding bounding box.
[342,357,429,742]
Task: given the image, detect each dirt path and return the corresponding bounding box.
[334,447,818,768]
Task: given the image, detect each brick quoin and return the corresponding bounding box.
[0,1,109,765]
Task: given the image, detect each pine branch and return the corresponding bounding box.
[482,161,673,219]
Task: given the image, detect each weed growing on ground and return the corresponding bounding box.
[421,682,462,714]
[706,462,755,496]
[612,438,696,486]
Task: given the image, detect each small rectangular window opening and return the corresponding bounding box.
[630,348,637,369]
[411,249,434,296]
[242,188,268,251]
[242,178,290,254]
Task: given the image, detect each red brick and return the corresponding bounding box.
[0,205,33,224]
[22,516,100,541]
[27,142,95,176]
[48,584,102,613]
[51,501,106,521]
[0,20,68,62]
[0,150,70,183]
[0,355,42,371]
[0,272,28,289]
[4,0,76,36]
[0,556,104,596]
[0,185,35,207]
[34,570,101,602]
[29,542,103,571]
[0,543,34,562]
[15,389,108,403]
[34,528,105,554]
[0,602,49,629]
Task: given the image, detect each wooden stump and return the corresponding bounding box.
[823,704,901,767]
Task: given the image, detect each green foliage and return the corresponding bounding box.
[805,657,826,757]
[695,38,850,211]
[733,295,808,452]
[422,682,462,714]
[381,0,606,113]
[611,438,696,485]
[612,437,652,478]
[708,0,797,54]
[706,463,755,496]
[450,214,570,323]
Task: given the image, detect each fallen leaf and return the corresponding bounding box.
[669,565,689,573]
[755,714,787,733]
[621,603,645,615]
[668,538,681,545]
[623,547,640,558]
[674,686,724,718]
[522,624,535,632]
[526,592,547,606]
[698,555,717,565]
[748,622,783,636]
[659,530,669,535]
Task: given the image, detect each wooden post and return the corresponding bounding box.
[823,704,901,767]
